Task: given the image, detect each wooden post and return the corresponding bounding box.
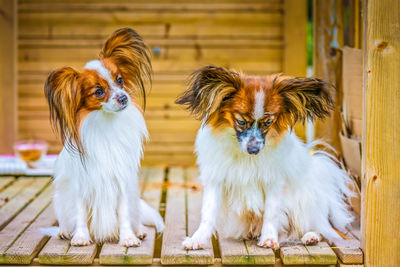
[283,0,308,141]
[349,0,362,49]
[362,0,400,266]
[283,0,307,76]
[312,0,343,151]
[0,0,17,154]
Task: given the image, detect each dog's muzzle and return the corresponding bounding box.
[237,127,265,155]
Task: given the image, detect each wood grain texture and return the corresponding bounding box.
[0,203,56,264]
[280,242,337,265]
[160,168,187,265]
[283,0,307,76]
[0,177,51,230]
[186,168,214,265]
[0,0,17,154]
[219,237,249,265]
[331,238,363,264]
[0,178,34,208]
[99,167,164,265]
[38,237,97,265]
[161,167,214,265]
[219,237,275,265]
[337,262,364,267]
[362,0,400,266]
[0,184,53,261]
[0,177,15,191]
[312,0,343,151]
[342,46,363,138]
[99,226,155,265]
[283,0,307,141]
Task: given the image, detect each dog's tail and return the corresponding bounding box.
[40,226,59,237]
[140,199,165,232]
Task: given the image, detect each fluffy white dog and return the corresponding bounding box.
[44,28,164,247]
[176,66,353,249]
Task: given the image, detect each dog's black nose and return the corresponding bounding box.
[117,95,128,105]
[247,145,260,155]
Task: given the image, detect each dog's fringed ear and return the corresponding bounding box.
[273,76,334,126]
[44,67,83,154]
[175,65,242,122]
[100,28,151,109]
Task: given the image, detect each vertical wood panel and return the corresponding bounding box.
[0,0,17,153]
[283,0,307,76]
[283,0,307,140]
[312,0,343,151]
[362,0,400,266]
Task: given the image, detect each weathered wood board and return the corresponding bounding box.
[99,167,163,265]
[0,167,363,266]
[0,182,53,264]
[0,177,50,230]
[161,168,214,265]
[280,242,337,265]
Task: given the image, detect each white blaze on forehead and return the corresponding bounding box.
[253,90,265,120]
[84,60,116,88]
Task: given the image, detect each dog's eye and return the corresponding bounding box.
[264,119,273,127]
[94,87,105,97]
[117,76,123,85]
[237,119,246,126]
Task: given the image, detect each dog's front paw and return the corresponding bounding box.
[301,232,320,246]
[182,236,208,250]
[257,237,279,249]
[71,235,92,246]
[120,236,141,247]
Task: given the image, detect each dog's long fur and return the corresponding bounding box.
[176,66,353,249]
[44,28,164,247]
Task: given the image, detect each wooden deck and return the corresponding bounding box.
[0,167,363,266]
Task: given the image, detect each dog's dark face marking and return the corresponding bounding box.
[176,65,334,154]
[232,112,276,154]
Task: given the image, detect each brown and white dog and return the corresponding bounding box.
[176,66,353,249]
[43,28,164,247]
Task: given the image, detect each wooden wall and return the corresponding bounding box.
[0,0,17,154]
[17,0,299,166]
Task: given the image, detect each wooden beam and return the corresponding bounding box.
[0,0,17,154]
[362,0,400,266]
[283,0,307,141]
[312,0,343,151]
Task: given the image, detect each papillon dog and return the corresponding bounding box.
[176,66,353,249]
[44,28,164,247]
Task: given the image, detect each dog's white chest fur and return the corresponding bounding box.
[53,105,148,241]
[194,125,352,240]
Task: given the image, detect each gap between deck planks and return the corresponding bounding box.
[330,222,363,265]
[0,170,363,266]
[0,178,54,264]
[99,167,164,265]
[160,167,214,265]
[280,241,337,265]
[0,177,50,230]
[38,167,164,265]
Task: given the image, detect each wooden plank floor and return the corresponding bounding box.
[0,167,364,266]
